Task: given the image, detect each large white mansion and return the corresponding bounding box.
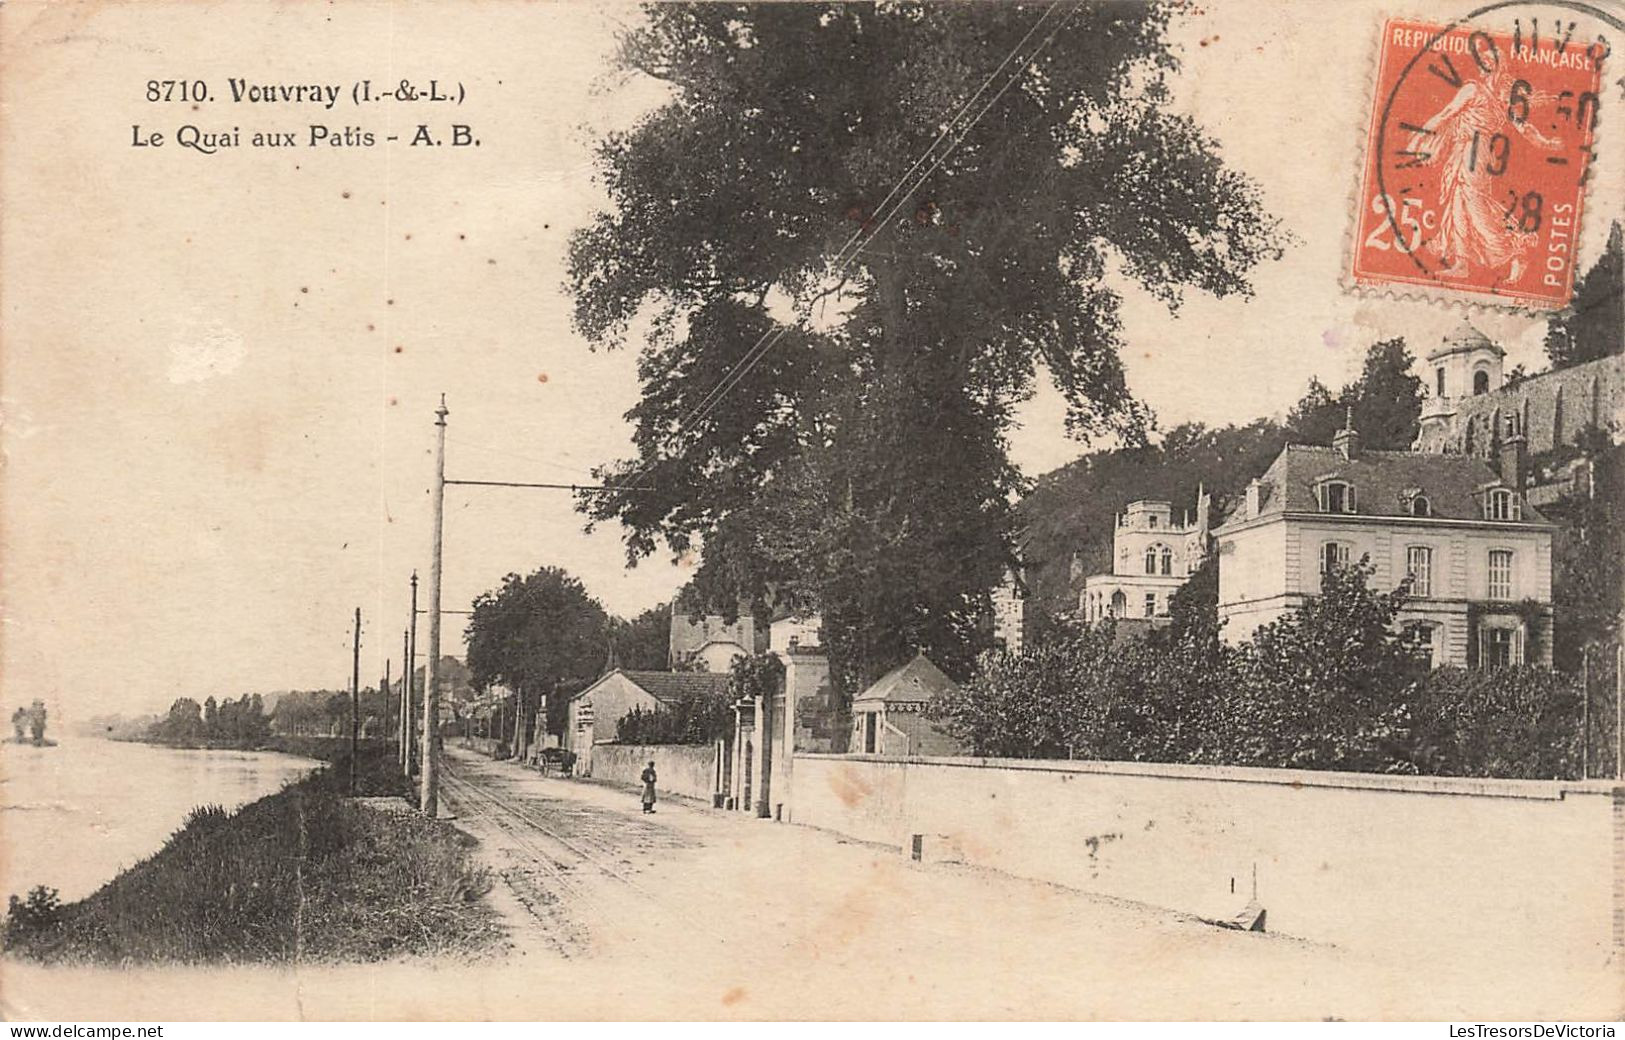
[1212,415,1552,667]
[1070,321,1610,668]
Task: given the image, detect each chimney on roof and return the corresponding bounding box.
[1195,482,1211,534]
[1245,478,1261,519]
[1333,406,1361,461]
[1496,407,1528,494]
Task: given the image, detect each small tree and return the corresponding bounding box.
[1226,560,1429,771]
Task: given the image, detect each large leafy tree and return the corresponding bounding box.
[569,2,1283,691]
[1225,561,1428,772]
[465,567,611,745]
[1286,337,1421,449]
[608,602,672,670]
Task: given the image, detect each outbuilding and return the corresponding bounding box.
[850,653,967,758]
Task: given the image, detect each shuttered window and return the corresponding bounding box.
[1406,546,1432,597]
[1487,550,1514,600]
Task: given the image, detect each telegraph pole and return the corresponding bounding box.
[407,571,420,776]
[350,606,362,796]
[400,627,411,772]
[422,397,448,817]
[382,658,391,752]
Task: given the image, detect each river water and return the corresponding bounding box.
[0,737,320,904]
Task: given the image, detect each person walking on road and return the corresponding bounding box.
[641,761,658,814]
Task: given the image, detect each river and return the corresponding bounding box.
[0,737,320,904]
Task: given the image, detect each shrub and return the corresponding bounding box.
[4,886,62,945]
[929,622,1117,759]
[1408,666,1583,779]
[935,561,1592,779]
[615,693,730,745]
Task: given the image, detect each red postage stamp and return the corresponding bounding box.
[1352,17,1606,308]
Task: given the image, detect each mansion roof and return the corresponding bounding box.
[1217,445,1548,527]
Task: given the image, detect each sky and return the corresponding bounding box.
[2,0,1619,720]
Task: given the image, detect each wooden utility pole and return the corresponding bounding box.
[400,628,411,771]
[422,397,448,817]
[382,658,391,751]
[406,570,419,776]
[350,606,362,796]
[513,687,526,762]
[1617,639,1623,782]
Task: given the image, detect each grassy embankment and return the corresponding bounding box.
[2,745,504,964]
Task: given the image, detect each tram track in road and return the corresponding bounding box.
[440,770,593,957]
[441,759,730,951]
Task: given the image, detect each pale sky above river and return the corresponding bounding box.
[2,0,1619,717]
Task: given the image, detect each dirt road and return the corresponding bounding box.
[440,746,1620,1020]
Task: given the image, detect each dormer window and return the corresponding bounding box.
[1315,478,1356,514]
[1483,488,1520,521]
[1401,488,1431,517]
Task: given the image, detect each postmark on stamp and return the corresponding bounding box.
[1352,12,1607,309]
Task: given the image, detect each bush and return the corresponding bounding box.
[615,693,730,745]
[930,623,1115,759]
[4,886,62,944]
[1408,666,1583,779]
[935,561,1590,779]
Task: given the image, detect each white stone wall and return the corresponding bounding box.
[589,742,719,801]
[789,753,1618,969]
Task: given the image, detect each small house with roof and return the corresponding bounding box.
[1214,411,1554,668]
[850,653,968,757]
[563,668,732,774]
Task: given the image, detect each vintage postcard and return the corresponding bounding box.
[2,0,1622,1025]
